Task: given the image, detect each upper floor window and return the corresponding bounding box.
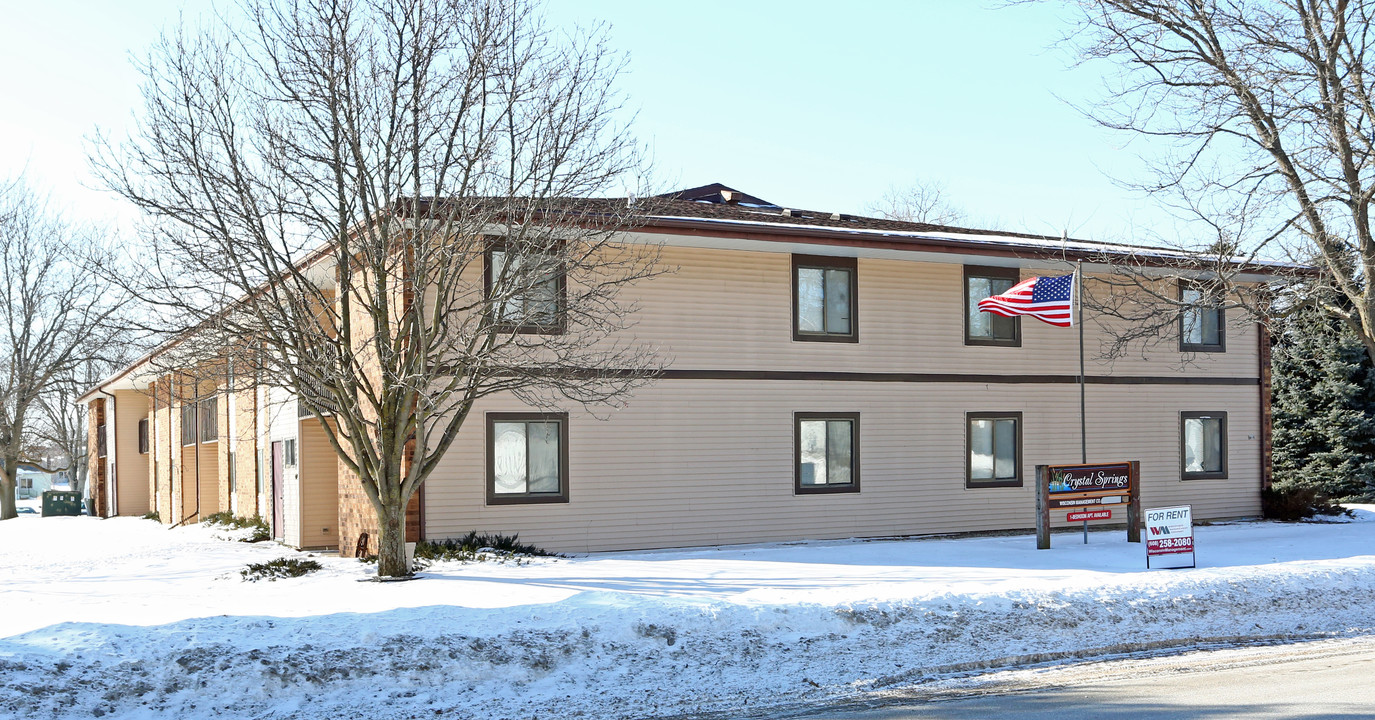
[1181,411,1227,480]
[1180,282,1224,352]
[964,266,1020,346]
[792,255,857,342]
[485,240,565,334]
[795,412,860,494]
[967,412,1022,488]
[180,404,196,447]
[199,397,219,443]
[487,412,569,504]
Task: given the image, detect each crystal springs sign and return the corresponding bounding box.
[1047,463,1134,508]
[1035,461,1142,549]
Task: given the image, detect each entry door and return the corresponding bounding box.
[271,441,285,540]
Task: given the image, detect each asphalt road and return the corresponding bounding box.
[786,636,1375,719]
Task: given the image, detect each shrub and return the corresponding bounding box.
[203,513,270,542]
[1262,483,1351,521]
[139,511,160,522]
[241,558,322,582]
[202,511,236,526]
[410,532,559,568]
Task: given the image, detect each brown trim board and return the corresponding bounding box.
[653,369,1259,385]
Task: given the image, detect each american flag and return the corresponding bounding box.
[977,274,1075,327]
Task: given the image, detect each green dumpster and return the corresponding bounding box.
[41,491,83,517]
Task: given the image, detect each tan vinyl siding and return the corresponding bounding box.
[421,380,1261,554]
[623,247,1259,378]
[405,243,1267,553]
[298,419,339,549]
[111,390,151,516]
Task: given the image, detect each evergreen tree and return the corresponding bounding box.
[1271,307,1375,501]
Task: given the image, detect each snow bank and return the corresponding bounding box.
[1,510,1372,719]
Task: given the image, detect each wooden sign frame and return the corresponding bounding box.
[1036,461,1141,549]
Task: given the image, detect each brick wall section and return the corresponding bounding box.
[87,399,106,516]
[337,461,423,558]
[337,462,371,557]
[217,383,232,514]
[154,376,175,524]
[233,374,260,518]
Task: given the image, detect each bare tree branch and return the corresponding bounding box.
[0,176,129,518]
[91,0,662,576]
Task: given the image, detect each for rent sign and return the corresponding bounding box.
[1145,505,1196,569]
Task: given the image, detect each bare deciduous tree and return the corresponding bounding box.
[35,358,122,498]
[93,0,662,576]
[0,177,125,518]
[1058,1,1375,360]
[867,177,967,226]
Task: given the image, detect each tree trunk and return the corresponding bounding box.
[70,458,85,497]
[0,457,16,520]
[375,499,410,577]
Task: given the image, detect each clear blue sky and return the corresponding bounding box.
[0,1,1180,243]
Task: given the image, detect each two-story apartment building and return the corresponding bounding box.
[80,184,1278,555]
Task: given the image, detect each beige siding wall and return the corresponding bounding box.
[622,247,1258,378]
[423,381,1262,553]
[111,390,151,516]
[417,244,1264,553]
[298,419,340,549]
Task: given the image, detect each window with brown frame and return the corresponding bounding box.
[137,418,149,455]
[484,239,566,334]
[1179,281,1225,352]
[1181,411,1227,480]
[487,412,569,505]
[964,265,1021,346]
[794,412,860,494]
[966,412,1022,488]
[199,397,219,443]
[180,404,196,446]
[792,255,858,342]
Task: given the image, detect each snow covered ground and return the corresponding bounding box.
[1,508,1373,719]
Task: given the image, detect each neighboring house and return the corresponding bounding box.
[14,466,55,500]
[78,184,1282,554]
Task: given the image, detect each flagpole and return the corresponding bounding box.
[1077,262,1088,544]
[1077,261,1086,465]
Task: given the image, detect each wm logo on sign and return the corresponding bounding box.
[1150,526,1172,536]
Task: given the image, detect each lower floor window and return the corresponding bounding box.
[967,412,1022,487]
[1181,412,1227,479]
[487,412,569,504]
[795,413,860,494]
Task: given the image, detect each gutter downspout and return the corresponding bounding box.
[150,380,158,517]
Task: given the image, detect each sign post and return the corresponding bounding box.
[1036,461,1140,549]
[1145,505,1196,569]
